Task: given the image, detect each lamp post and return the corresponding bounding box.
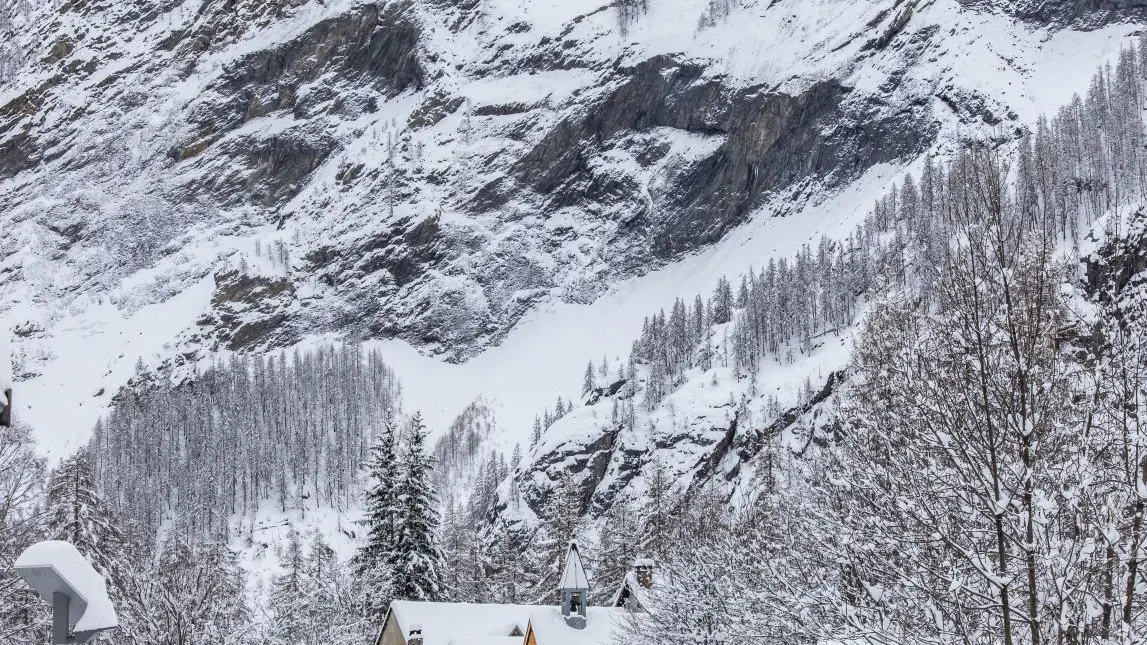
[14,541,118,644]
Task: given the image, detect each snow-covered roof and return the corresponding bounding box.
[558,541,588,590]
[14,541,118,632]
[449,637,524,645]
[609,570,662,614]
[526,607,624,645]
[386,601,533,645]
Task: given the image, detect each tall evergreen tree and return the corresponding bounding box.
[355,416,400,577]
[390,412,445,601]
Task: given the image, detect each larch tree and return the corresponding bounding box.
[272,528,306,642]
[0,423,47,642]
[45,446,125,577]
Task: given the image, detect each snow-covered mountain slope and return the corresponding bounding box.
[0,0,1140,466]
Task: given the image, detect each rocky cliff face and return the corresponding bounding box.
[508,366,844,525]
[961,0,1147,27]
[2,0,1122,374]
[1,0,1141,463]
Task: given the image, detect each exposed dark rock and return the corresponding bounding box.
[522,425,620,515]
[501,55,934,261]
[1084,206,1147,314]
[201,269,297,351]
[958,0,1147,28]
[408,91,465,128]
[175,1,424,179]
[512,369,845,528]
[584,378,627,406]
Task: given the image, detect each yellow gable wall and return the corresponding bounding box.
[377,611,407,645]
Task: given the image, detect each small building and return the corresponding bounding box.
[375,600,533,645]
[610,558,658,613]
[373,541,629,645]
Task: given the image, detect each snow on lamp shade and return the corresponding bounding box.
[15,541,119,632]
[0,330,10,426]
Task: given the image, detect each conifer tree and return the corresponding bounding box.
[595,497,643,603]
[712,276,733,324]
[355,416,399,576]
[45,446,124,576]
[583,361,596,396]
[489,521,527,603]
[272,529,306,642]
[641,455,672,561]
[529,473,584,602]
[390,412,445,601]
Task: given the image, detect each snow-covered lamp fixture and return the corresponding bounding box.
[14,541,119,644]
[559,541,589,629]
[0,386,11,427]
[0,332,12,426]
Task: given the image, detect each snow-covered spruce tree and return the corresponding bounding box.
[489,520,528,604]
[354,414,400,613]
[45,446,125,577]
[389,412,445,601]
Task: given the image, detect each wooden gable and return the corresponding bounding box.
[376,608,406,645]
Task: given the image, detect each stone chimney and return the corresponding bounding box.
[633,558,654,589]
[408,623,424,645]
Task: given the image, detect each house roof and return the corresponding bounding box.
[609,570,663,614]
[558,542,589,590]
[526,607,625,645]
[385,601,534,645]
[448,638,524,645]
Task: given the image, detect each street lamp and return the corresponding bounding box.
[14,541,118,644]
